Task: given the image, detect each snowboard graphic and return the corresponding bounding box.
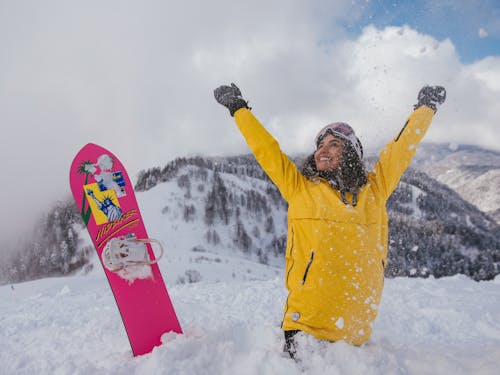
[69,143,182,356]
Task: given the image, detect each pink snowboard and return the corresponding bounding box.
[69,143,182,356]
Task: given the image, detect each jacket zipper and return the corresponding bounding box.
[301,251,315,285]
[282,227,295,328]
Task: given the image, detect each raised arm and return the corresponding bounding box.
[373,86,446,199]
[214,83,303,202]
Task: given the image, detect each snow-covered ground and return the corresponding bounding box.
[1,269,499,375]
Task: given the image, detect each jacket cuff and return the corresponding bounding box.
[229,99,249,116]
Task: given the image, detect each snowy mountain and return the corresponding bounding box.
[413,143,500,224]
[386,166,500,280]
[132,154,500,281]
[2,152,500,285]
[134,156,289,285]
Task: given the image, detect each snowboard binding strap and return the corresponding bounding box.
[102,237,164,272]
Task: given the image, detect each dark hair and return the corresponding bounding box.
[336,141,367,191]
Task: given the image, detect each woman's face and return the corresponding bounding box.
[314,134,344,172]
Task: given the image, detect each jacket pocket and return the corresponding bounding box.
[301,251,315,285]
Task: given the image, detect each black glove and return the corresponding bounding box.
[214,83,249,116]
[414,86,446,112]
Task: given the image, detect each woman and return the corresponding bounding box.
[214,83,446,358]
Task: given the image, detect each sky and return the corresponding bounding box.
[0,0,499,253]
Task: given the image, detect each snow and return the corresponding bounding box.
[334,317,344,330]
[1,272,500,375]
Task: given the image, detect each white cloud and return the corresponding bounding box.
[0,1,499,252]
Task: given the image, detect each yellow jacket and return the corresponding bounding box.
[234,106,435,345]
